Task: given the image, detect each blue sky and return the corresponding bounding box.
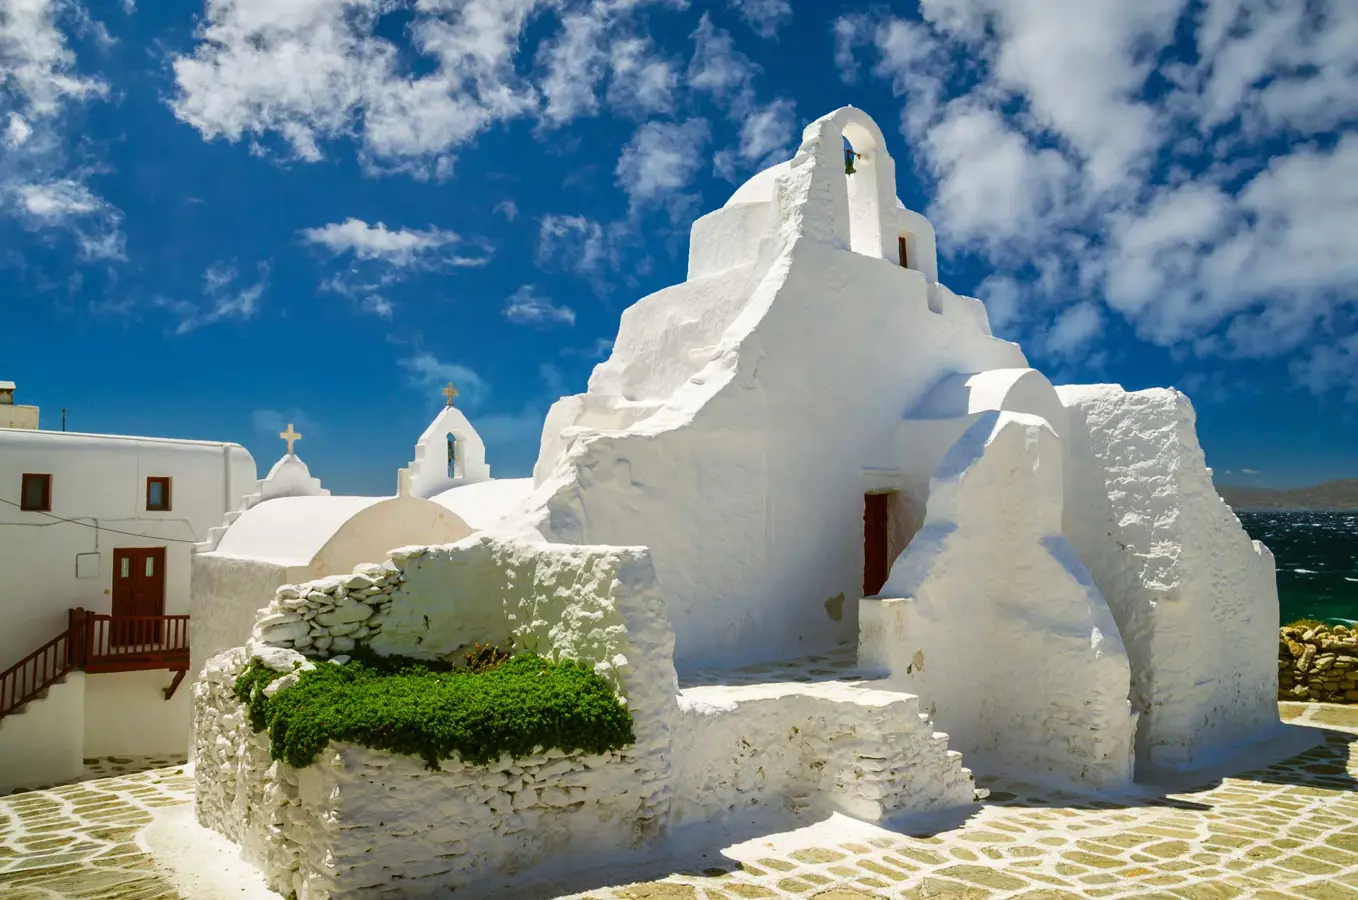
[3,0,1355,495]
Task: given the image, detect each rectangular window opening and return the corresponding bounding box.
[146,476,172,512]
[20,473,51,512]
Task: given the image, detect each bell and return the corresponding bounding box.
[844,148,857,175]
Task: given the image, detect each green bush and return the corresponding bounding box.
[232,647,635,771]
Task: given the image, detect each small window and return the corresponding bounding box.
[20,473,51,511]
[146,476,172,511]
[120,557,130,578]
[898,235,910,269]
[145,556,155,577]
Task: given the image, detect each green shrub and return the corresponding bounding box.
[232,647,635,771]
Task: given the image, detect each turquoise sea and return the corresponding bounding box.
[1236,511,1358,626]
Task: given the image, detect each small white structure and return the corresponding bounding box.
[190,406,532,714]
[196,107,1285,899]
[0,424,256,793]
[0,380,40,430]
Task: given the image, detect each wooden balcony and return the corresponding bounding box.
[0,609,191,720]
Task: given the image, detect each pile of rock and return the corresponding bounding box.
[251,546,426,655]
[1278,623,1358,702]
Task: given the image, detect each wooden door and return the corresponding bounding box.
[111,548,166,645]
[898,236,909,269]
[863,493,891,597]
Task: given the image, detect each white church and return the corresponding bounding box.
[188,107,1288,900]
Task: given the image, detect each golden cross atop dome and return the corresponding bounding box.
[279,423,301,455]
[441,382,459,408]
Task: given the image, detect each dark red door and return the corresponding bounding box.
[863,493,890,596]
[111,548,166,645]
[898,236,909,269]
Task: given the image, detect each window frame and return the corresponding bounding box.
[146,476,173,512]
[20,473,52,512]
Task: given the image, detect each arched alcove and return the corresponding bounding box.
[841,119,888,260]
[446,432,458,479]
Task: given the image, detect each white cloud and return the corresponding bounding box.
[616,118,710,217]
[842,1,1358,399]
[170,0,688,174]
[399,352,489,408]
[728,0,791,39]
[1,0,121,257]
[299,218,484,267]
[687,14,796,180]
[251,408,319,445]
[494,199,519,221]
[606,37,678,117]
[504,285,575,326]
[537,213,610,275]
[160,260,270,335]
[171,0,540,174]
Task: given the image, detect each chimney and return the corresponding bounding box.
[0,381,40,430]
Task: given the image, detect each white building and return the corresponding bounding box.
[0,381,39,430]
[189,393,534,715]
[195,107,1287,899]
[0,423,256,793]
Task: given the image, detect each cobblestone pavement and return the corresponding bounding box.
[1,705,1354,900]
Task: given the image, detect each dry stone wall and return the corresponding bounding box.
[195,646,658,900]
[1279,623,1358,703]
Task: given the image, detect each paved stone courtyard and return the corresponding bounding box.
[1,704,1355,900]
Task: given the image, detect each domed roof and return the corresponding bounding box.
[723,160,792,208]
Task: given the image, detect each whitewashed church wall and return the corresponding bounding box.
[1057,384,1282,777]
[861,412,1137,791]
[686,202,778,280]
[534,238,1028,672]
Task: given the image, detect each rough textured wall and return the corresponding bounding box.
[1279,623,1358,702]
[1058,385,1281,777]
[861,412,1136,791]
[190,554,293,693]
[672,680,975,830]
[194,649,656,900]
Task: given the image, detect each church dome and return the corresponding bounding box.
[723,160,792,208]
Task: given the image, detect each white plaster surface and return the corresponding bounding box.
[1057,384,1282,777]
[83,670,191,758]
[862,412,1137,790]
[429,477,536,530]
[0,673,85,793]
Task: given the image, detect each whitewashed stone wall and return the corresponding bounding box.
[672,680,975,829]
[195,648,656,900]
[862,411,1137,792]
[1058,385,1281,778]
[197,533,680,897]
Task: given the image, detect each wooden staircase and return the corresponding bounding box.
[0,609,190,722]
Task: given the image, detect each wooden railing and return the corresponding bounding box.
[0,610,191,720]
[0,629,77,720]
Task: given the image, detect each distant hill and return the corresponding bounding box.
[1215,478,1358,511]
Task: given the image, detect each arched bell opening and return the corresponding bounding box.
[840,119,888,260]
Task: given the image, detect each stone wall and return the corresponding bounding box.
[671,680,975,829]
[194,648,654,900]
[1278,623,1358,703]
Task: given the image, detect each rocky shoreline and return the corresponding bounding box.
[1279,623,1358,703]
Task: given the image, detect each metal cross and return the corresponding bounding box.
[280,423,301,455]
[441,382,459,407]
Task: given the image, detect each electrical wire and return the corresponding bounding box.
[0,496,203,543]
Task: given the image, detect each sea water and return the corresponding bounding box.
[1236,510,1358,626]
